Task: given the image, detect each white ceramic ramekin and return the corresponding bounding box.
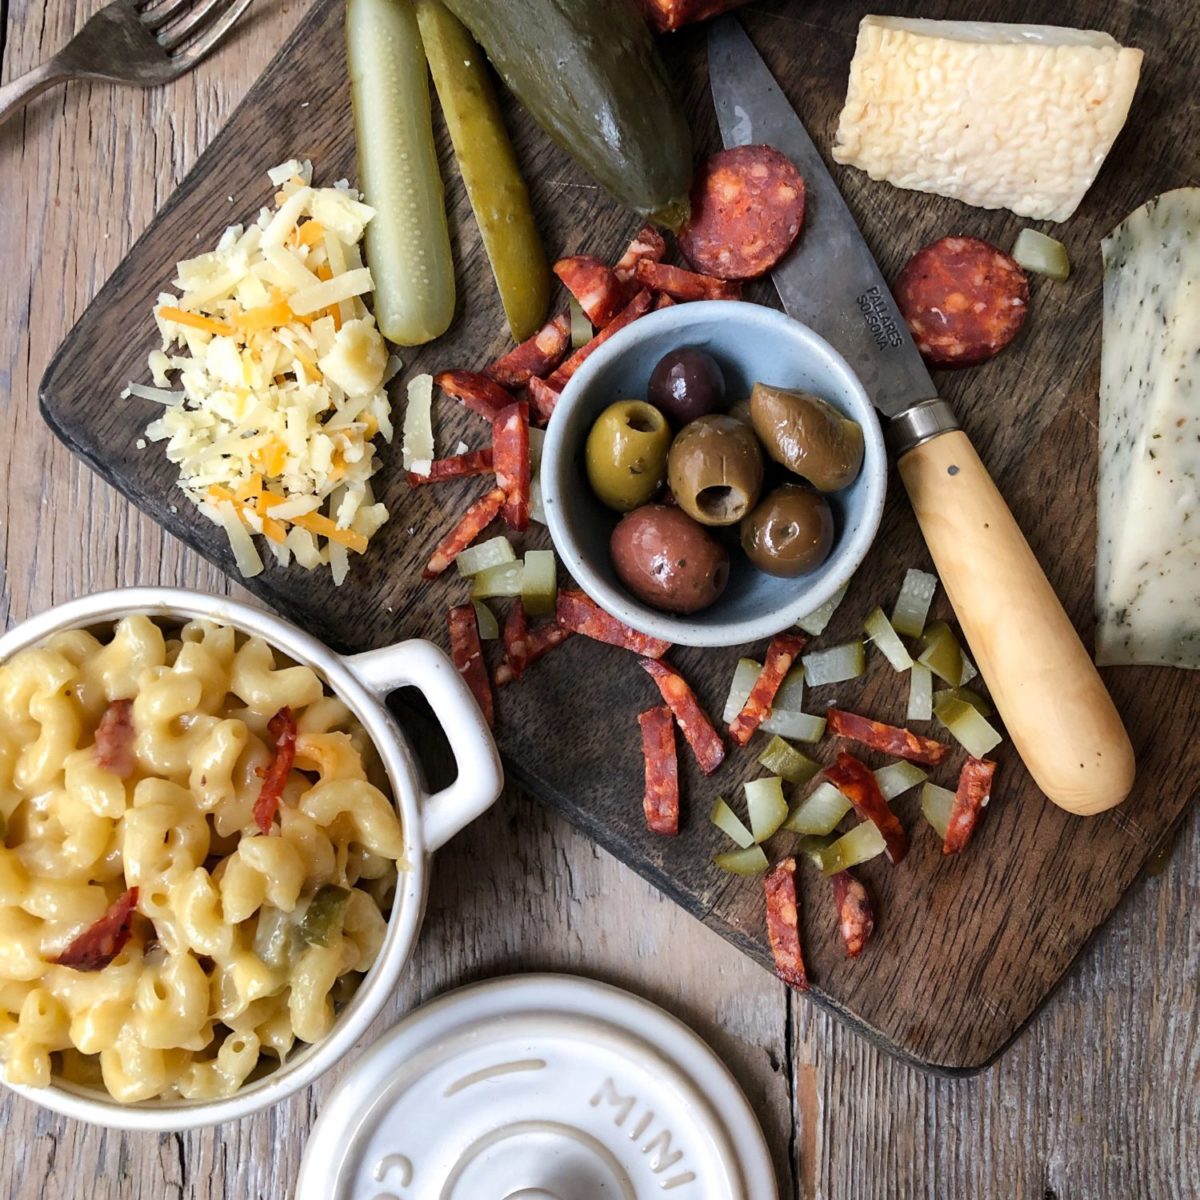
[0,587,504,1130]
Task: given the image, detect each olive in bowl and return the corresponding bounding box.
[611,505,730,614]
[648,346,726,424]
[741,485,834,578]
[667,414,764,527]
[585,400,672,512]
[540,300,886,648]
[750,382,865,493]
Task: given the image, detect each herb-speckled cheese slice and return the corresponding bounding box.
[832,18,1143,223]
[1096,189,1200,669]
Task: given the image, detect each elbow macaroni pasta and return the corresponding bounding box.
[0,617,403,1102]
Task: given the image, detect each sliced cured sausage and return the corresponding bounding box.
[638,0,752,33]
[485,313,571,388]
[638,658,725,775]
[728,633,807,746]
[678,145,806,281]
[448,604,494,727]
[944,756,997,855]
[254,706,298,834]
[633,260,741,302]
[764,857,808,991]
[894,236,1029,367]
[638,704,679,836]
[555,589,671,658]
[407,449,494,487]
[554,256,629,327]
[423,487,506,578]
[613,224,667,284]
[493,401,531,531]
[831,870,874,958]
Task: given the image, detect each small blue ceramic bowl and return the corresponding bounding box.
[541,301,886,648]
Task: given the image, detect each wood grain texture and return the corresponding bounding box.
[36,0,1200,1070]
[1,0,1198,1195]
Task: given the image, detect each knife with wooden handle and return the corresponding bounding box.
[708,16,1135,814]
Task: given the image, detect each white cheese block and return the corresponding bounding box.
[832,17,1143,223]
[1096,189,1200,669]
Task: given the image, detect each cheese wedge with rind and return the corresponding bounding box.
[1096,189,1200,669]
[832,17,1143,223]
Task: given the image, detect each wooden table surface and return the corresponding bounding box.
[0,3,1196,1196]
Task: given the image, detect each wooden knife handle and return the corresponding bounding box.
[897,429,1134,815]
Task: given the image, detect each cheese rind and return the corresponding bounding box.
[1096,189,1200,669]
[832,17,1143,223]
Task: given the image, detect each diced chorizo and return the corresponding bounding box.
[94,699,135,778]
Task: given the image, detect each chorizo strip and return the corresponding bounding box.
[555,589,672,658]
[613,224,667,284]
[422,487,506,578]
[52,888,139,972]
[407,449,494,487]
[94,699,136,778]
[831,870,875,958]
[826,708,950,767]
[728,633,807,746]
[434,370,514,421]
[554,255,630,328]
[944,756,997,855]
[525,376,562,424]
[546,289,654,391]
[638,0,753,33]
[823,751,909,864]
[764,857,808,991]
[448,604,494,728]
[485,313,572,388]
[494,621,572,686]
[638,704,679,836]
[633,260,742,302]
[639,658,725,776]
[254,706,298,834]
[493,401,531,531]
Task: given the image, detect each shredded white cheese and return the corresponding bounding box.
[126,161,394,582]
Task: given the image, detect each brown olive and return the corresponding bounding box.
[611,505,730,614]
[648,347,726,424]
[666,414,764,527]
[749,382,864,492]
[740,485,834,577]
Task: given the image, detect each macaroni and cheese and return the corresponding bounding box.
[0,616,403,1103]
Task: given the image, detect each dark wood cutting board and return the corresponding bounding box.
[38,0,1199,1071]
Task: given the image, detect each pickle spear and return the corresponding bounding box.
[414,0,549,341]
[347,0,455,346]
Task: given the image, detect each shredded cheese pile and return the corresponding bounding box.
[125,160,399,584]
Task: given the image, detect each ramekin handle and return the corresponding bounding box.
[343,639,503,852]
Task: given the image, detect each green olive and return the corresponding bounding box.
[585,400,672,512]
[749,382,864,492]
[667,414,764,526]
[740,484,834,577]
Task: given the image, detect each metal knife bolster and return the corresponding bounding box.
[888,399,959,457]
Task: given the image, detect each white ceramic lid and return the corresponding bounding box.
[296,973,778,1200]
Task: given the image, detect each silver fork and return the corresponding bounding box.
[0,0,253,127]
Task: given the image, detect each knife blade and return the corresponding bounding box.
[708,14,938,421]
[705,14,1136,817]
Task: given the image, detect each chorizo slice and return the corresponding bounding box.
[407,449,494,487]
[638,704,679,836]
[555,589,671,659]
[894,236,1029,367]
[831,870,874,958]
[434,370,513,420]
[728,633,807,746]
[554,256,630,328]
[678,145,806,281]
[422,487,506,578]
[823,751,909,865]
[485,313,572,388]
[826,707,950,767]
[94,699,136,778]
[613,224,667,284]
[639,658,725,776]
[764,857,808,991]
[493,401,531,531]
[254,706,298,834]
[633,260,742,302]
[448,604,494,728]
[546,289,654,391]
[494,621,572,686]
[52,888,139,972]
[944,756,997,855]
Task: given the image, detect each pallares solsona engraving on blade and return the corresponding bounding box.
[707,15,939,419]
